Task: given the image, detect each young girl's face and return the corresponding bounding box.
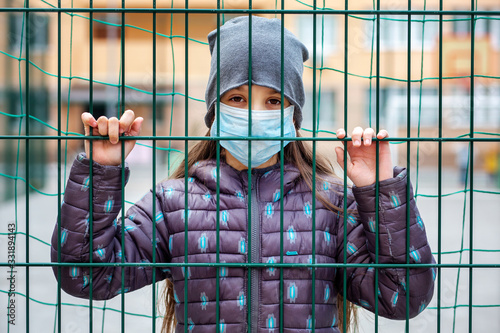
[218,84,293,171]
[221,85,291,110]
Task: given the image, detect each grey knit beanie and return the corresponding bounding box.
[204,15,309,128]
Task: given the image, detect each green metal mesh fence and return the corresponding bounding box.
[1,0,500,332]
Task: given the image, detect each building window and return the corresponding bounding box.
[8,13,49,53]
[474,15,500,50]
[410,15,438,49]
[297,15,337,59]
[474,16,490,37]
[367,86,439,127]
[93,14,122,39]
[453,15,471,35]
[475,85,500,127]
[368,85,500,129]
[490,17,500,49]
[368,14,438,50]
[7,88,50,134]
[302,90,335,130]
[365,15,439,51]
[444,85,500,129]
[379,15,408,50]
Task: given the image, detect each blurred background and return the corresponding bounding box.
[0,0,499,332]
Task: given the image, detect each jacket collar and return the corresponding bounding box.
[190,159,301,200]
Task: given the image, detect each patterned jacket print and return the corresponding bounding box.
[51,154,435,332]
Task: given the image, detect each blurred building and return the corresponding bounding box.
[1,0,499,198]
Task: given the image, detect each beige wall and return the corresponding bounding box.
[2,0,498,165]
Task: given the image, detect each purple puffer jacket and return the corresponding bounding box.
[51,154,435,332]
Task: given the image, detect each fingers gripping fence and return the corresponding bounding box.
[1,1,500,333]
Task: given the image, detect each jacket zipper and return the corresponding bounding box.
[250,174,260,333]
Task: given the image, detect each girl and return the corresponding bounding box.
[51,16,435,332]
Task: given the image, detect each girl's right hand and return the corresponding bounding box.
[81,110,143,166]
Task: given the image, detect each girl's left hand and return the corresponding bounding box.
[335,127,393,187]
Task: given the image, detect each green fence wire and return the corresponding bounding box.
[1,0,500,332]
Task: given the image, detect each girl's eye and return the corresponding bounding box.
[229,96,245,103]
[268,98,281,105]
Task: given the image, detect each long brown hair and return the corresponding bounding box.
[160,129,357,332]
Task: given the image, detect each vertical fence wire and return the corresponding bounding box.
[342,1,348,332]
[246,7,254,333]
[56,0,62,332]
[279,2,285,331]
[215,3,221,331]
[468,1,475,332]
[120,1,126,332]
[406,0,412,331]
[215,2,222,332]
[151,0,158,331]
[184,1,190,333]
[25,0,31,332]
[374,1,381,332]
[437,3,444,332]
[311,3,317,332]
[23,1,30,331]
[88,0,95,332]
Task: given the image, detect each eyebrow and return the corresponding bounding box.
[233,86,247,92]
[233,86,280,95]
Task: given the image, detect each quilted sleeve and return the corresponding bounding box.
[334,166,435,320]
[50,154,171,300]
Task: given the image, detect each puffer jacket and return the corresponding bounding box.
[51,154,435,332]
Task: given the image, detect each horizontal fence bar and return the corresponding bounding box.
[1,288,498,319]
[1,289,498,316]
[2,177,498,198]
[2,262,500,268]
[0,135,499,141]
[0,59,499,86]
[1,8,500,15]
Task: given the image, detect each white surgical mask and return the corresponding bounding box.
[210,103,296,168]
